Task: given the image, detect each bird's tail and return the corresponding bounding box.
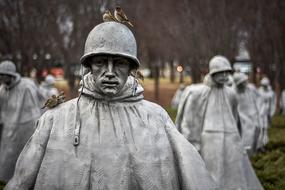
[126,21,133,27]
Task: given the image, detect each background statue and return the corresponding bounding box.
[39,74,59,99]
[233,72,262,154]
[0,60,42,182]
[176,55,264,190]
[257,77,276,149]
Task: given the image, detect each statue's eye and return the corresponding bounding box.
[115,59,129,66]
[95,60,105,66]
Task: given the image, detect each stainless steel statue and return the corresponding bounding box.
[5,22,215,190]
[171,84,186,109]
[39,74,59,99]
[176,55,264,190]
[233,72,261,154]
[257,77,276,149]
[0,60,42,182]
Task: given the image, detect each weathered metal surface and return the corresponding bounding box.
[176,56,264,190]
[80,22,139,68]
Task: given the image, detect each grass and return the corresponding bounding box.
[0,181,4,190]
[1,111,284,190]
[250,115,285,190]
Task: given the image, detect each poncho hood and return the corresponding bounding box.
[80,73,144,102]
[7,73,21,89]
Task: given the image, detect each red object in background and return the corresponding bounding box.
[41,69,48,77]
[256,67,261,73]
[50,67,64,78]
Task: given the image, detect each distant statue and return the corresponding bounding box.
[176,55,264,190]
[0,60,42,182]
[226,74,234,87]
[171,84,186,109]
[39,74,59,99]
[5,22,215,190]
[233,72,261,154]
[257,77,276,149]
[280,89,285,116]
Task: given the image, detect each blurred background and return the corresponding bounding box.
[0,0,284,106]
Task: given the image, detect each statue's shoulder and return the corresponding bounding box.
[184,83,210,98]
[140,100,170,119]
[16,77,36,90]
[141,100,165,112]
[44,98,78,116]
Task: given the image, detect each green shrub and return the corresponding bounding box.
[0,180,5,190]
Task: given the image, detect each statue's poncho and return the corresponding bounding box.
[171,86,185,109]
[0,76,42,182]
[257,87,276,148]
[176,82,264,190]
[5,75,215,190]
[235,84,262,153]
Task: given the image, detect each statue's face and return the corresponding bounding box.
[212,71,230,85]
[0,74,13,85]
[237,81,247,90]
[89,55,131,97]
[261,84,268,90]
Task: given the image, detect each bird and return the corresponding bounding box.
[41,95,58,109]
[131,70,144,81]
[103,10,116,22]
[57,91,65,104]
[114,6,133,27]
[41,91,65,109]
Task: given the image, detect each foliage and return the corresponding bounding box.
[165,107,177,122]
[0,180,5,190]
[251,115,285,190]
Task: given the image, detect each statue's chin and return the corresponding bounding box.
[102,89,118,97]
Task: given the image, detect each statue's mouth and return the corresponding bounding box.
[102,80,119,87]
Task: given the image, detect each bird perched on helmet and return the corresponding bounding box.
[103,10,116,22]
[114,6,133,27]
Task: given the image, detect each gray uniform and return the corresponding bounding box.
[176,56,263,190]
[0,76,42,182]
[235,84,261,153]
[176,83,263,190]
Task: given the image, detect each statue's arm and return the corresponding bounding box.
[176,90,202,151]
[4,113,53,190]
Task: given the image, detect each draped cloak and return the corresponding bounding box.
[176,82,264,190]
[5,75,215,190]
[257,87,276,148]
[235,84,262,153]
[0,76,42,182]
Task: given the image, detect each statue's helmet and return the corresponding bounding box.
[45,74,55,85]
[233,72,248,85]
[80,22,140,69]
[209,55,232,75]
[0,60,18,77]
[260,77,270,86]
